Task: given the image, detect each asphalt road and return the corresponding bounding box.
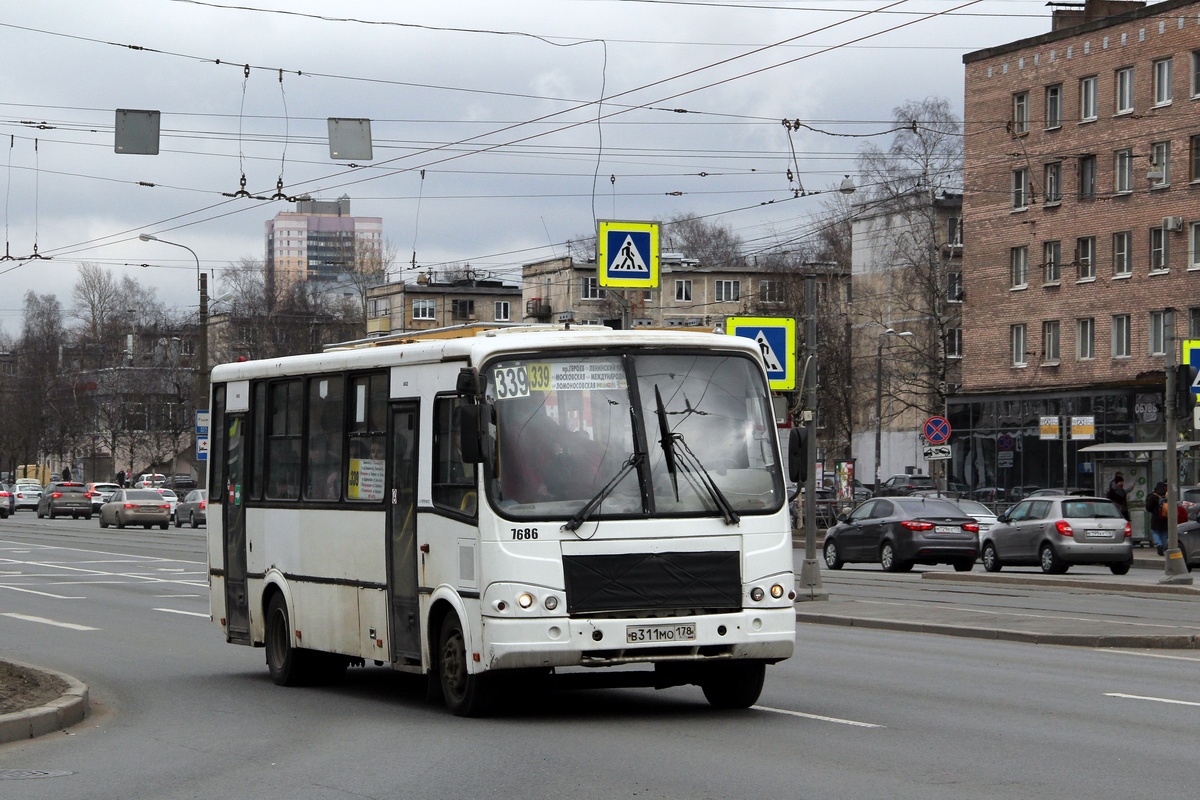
[2,515,1198,798]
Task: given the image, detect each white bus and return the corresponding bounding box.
[207,325,795,715]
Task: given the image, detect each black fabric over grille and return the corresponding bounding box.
[562,551,741,615]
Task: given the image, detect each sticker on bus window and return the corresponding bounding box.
[348,457,386,500]
[494,366,531,399]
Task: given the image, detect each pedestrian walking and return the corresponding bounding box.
[1145,480,1169,555]
[1105,472,1130,520]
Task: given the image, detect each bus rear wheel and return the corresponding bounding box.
[437,614,491,717]
[266,594,315,686]
[699,661,766,709]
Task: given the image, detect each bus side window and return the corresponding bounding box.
[266,379,302,501]
[432,396,475,514]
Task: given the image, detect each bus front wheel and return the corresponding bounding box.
[437,614,490,717]
[699,661,766,709]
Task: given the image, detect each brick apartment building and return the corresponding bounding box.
[954,0,1200,500]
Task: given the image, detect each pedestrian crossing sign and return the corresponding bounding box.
[597,220,659,288]
[726,316,796,390]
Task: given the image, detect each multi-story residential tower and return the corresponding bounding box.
[956,0,1200,497]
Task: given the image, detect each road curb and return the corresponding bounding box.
[794,612,1200,649]
[919,571,1200,595]
[0,659,89,744]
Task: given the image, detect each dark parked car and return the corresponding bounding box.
[36,482,93,520]
[876,474,937,497]
[164,474,198,492]
[981,496,1133,575]
[822,496,980,572]
[174,489,207,528]
[1174,521,1200,571]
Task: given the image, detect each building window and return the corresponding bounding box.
[1150,226,1166,272]
[946,327,962,359]
[1112,315,1131,358]
[1043,241,1061,283]
[1010,246,1028,288]
[1077,318,1095,360]
[1079,155,1097,198]
[1011,325,1027,367]
[1044,162,1061,202]
[1080,76,1098,120]
[451,299,476,320]
[1043,320,1061,363]
[1076,237,1095,280]
[1012,169,1030,209]
[412,299,436,320]
[1193,50,1200,97]
[1115,67,1134,113]
[1190,307,1200,338]
[1150,141,1170,187]
[1153,58,1172,105]
[1114,149,1133,194]
[758,279,782,303]
[1113,231,1132,276]
[947,271,963,303]
[367,298,389,318]
[1190,135,1200,182]
[1191,222,1200,269]
[714,280,740,302]
[1045,83,1062,129]
[1149,310,1168,355]
[581,277,606,300]
[1012,91,1029,134]
[494,301,510,321]
[947,216,963,246]
[674,279,692,302]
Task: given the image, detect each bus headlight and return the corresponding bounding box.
[517,592,534,609]
[770,584,785,599]
[543,595,559,611]
[750,587,765,602]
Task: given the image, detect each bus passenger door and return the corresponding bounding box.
[222,413,250,643]
[388,404,420,662]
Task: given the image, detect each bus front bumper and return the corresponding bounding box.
[480,607,795,671]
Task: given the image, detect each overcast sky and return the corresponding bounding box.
[0,0,1051,337]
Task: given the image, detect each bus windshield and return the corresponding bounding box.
[484,351,783,522]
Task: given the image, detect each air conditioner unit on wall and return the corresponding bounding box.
[1163,216,1183,232]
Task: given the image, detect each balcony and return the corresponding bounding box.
[526,298,552,320]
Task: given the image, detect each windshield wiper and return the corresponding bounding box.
[654,386,679,501]
[562,451,644,533]
[654,384,739,525]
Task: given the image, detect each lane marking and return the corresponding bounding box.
[1,612,98,630]
[753,705,884,728]
[1098,649,1200,663]
[154,607,209,618]
[156,593,202,598]
[1106,692,1200,708]
[0,584,85,600]
[848,598,1200,632]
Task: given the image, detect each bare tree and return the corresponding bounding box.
[853,97,964,422]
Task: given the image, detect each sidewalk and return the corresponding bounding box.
[792,541,1200,649]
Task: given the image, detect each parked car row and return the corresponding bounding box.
[2,481,205,529]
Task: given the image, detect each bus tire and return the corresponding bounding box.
[265,593,315,686]
[700,661,766,709]
[437,614,490,717]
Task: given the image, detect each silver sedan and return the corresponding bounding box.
[98,489,171,530]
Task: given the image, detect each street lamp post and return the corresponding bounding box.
[874,328,913,495]
[139,234,207,490]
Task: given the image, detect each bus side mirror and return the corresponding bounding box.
[788,427,807,483]
[456,367,487,397]
[457,404,485,464]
